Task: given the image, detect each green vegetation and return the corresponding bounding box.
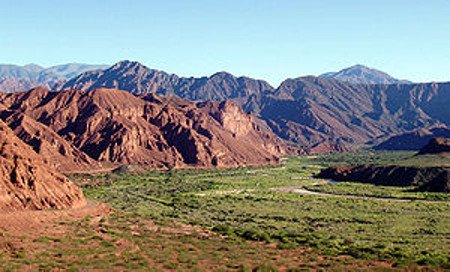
[80,153,450,268]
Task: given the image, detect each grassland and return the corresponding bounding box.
[1,151,449,271]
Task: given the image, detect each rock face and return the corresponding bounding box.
[316,165,450,192]
[0,88,286,170]
[418,138,450,155]
[57,61,274,101]
[319,64,411,85]
[0,119,86,212]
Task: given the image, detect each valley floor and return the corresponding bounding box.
[1,152,449,271]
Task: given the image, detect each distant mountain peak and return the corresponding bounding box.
[210,71,233,79]
[112,60,147,69]
[319,64,411,85]
[23,63,45,71]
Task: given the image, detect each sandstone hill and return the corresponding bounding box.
[1,111,99,172]
[0,119,86,212]
[0,88,286,170]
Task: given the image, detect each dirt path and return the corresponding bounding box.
[273,186,449,203]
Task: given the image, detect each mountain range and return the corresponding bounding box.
[57,60,274,102]
[1,60,449,152]
[251,77,450,149]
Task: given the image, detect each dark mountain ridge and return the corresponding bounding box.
[57,60,275,102]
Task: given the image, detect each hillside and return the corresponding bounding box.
[1,111,99,172]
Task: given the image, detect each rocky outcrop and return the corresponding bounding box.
[0,88,287,170]
[0,119,86,212]
[418,138,450,155]
[316,165,450,192]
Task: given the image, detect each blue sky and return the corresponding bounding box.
[1,0,449,86]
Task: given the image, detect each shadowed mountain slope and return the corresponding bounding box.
[54,61,450,152]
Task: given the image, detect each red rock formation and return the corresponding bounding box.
[0,119,86,212]
[2,112,99,172]
[0,88,287,170]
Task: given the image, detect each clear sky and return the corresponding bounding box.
[1,0,449,86]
